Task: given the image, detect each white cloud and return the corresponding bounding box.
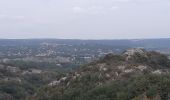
[0,14,26,20]
[0,15,8,19]
[73,6,104,14]
[110,6,119,10]
[73,6,119,14]
[113,0,169,3]
[73,7,86,13]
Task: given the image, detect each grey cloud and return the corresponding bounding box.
[0,0,170,39]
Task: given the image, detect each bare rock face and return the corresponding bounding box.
[133,93,161,100]
[123,48,147,61]
[124,48,146,56]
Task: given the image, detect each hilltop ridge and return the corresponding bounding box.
[31,48,170,100]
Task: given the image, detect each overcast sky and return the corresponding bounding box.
[0,0,170,39]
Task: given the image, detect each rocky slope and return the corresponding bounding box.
[31,48,170,100]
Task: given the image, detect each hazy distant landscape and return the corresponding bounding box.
[1,0,170,99]
[0,39,170,100]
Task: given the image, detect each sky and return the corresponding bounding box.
[0,0,170,39]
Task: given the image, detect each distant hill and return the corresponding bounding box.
[31,48,170,100]
[0,38,170,48]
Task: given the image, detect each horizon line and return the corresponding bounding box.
[0,37,170,40]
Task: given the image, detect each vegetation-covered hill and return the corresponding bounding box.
[0,62,64,100]
[31,48,170,100]
[1,48,170,100]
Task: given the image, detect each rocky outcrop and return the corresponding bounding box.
[123,48,147,61]
[133,93,161,100]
